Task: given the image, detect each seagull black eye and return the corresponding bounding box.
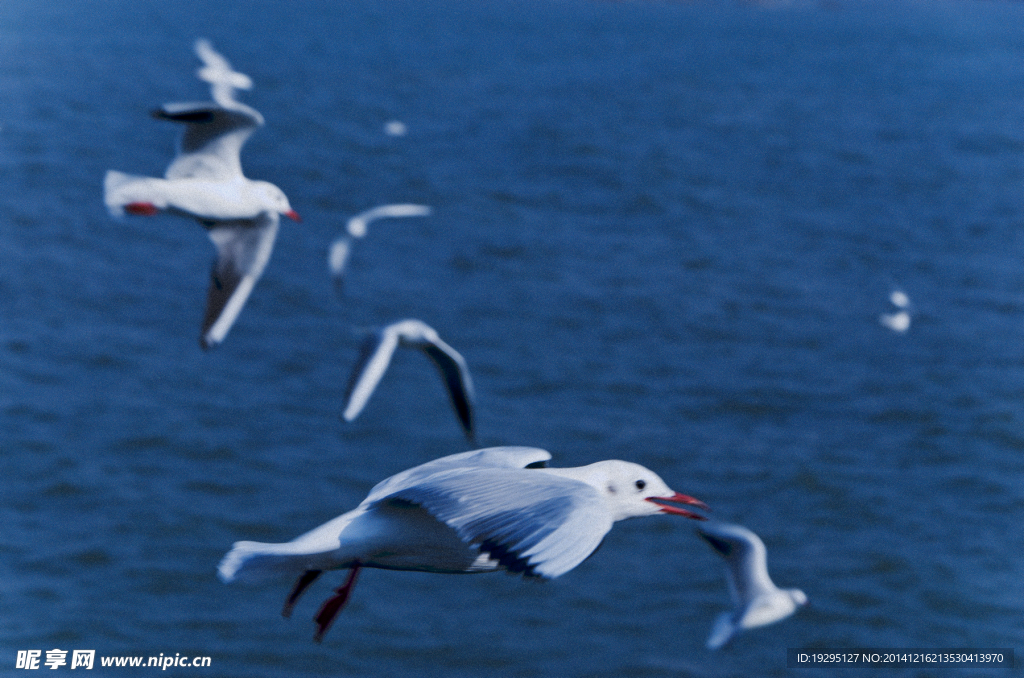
[635,479,646,491]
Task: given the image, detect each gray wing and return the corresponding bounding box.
[341,328,401,422]
[200,212,279,349]
[374,466,611,579]
[421,339,475,442]
[363,446,552,505]
[154,101,263,181]
[698,522,776,607]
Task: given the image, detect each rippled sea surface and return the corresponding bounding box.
[2,0,1022,676]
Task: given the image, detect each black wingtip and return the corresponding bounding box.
[698,530,734,558]
[152,107,215,123]
[479,539,540,578]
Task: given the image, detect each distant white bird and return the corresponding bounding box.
[327,204,431,290]
[879,289,912,333]
[193,38,253,107]
[697,522,806,650]
[342,319,476,442]
[218,446,708,642]
[103,39,299,349]
[345,204,431,239]
[383,120,408,137]
[879,311,910,333]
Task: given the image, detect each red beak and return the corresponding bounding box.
[284,210,301,222]
[646,492,709,520]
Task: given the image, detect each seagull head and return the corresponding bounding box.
[787,588,809,607]
[561,460,708,522]
[254,181,300,222]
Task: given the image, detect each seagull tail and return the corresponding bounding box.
[103,170,160,218]
[706,612,737,650]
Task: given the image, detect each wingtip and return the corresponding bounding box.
[217,545,243,583]
[340,394,364,423]
[706,612,736,650]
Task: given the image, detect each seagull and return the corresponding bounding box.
[193,38,253,107]
[218,446,708,642]
[103,38,299,349]
[328,204,432,291]
[341,319,476,443]
[345,204,431,239]
[697,522,806,650]
[879,289,911,333]
[383,120,408,137]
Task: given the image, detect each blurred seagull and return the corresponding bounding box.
[103,38,299,349]
[879,289,911,333]
[346,204,431,239]
[217,446,708,642]
[697,522,806,650]
[328,204,431,292]
[383,120,408,137]
[342,319,476,443]
[193,38,253,107]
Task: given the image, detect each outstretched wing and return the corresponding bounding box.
[327,235,353,295]
[154,102,262,181]
[200,212,279,349]
[706,611,738,650]
[363,446,552,506]
[421,338,475,442]
[698,523,775,607]
[375,466,611,579]
[346,203,432,238]
[341,328,401,422]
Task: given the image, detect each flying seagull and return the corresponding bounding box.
[328,204,432,292]
[879,289,912,333]
[342,319,476,443]
[104,39,299,349]
[697,522,806,649]
[218,446,708,642]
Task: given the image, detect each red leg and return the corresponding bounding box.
[125,202,159,216]
[282,570,322,618]
[313,564,361,643]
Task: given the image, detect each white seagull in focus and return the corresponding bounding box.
[879,289,911,333]
[328,204,432,291]
[217,446,708,642]
[697,522,806,650]
[103,38,299,349]
[342,319,476,443]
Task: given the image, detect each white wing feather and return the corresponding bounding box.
[376,466,611,579]
[342,328,401,421]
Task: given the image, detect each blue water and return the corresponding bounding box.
[1,0,1022,675]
